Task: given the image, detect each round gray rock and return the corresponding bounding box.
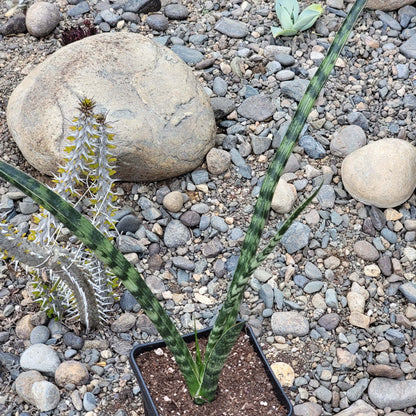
[353,240,379,261]
[16,371,60,412]
[7,33,215,182]
[25,2,60,37]
[164,220,190,248]
[330,125,366,157]
[20,344,61,376]
[341,139,416,208]
[368,378,416,410]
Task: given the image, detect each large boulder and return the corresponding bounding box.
[7,33,216,182]
[366,0,416,10]
[341,139,416,208]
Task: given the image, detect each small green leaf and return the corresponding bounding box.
[293,4,323,32]
[271,26,299,37]
[279,5,294,30]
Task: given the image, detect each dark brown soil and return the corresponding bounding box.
[135,332,289,416]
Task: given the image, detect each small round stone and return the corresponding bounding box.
[55,361,89,387]
[30,326,50,344]
[353,240,380,261]
[26,2,61,38]
[63,332,84,350]
[164,4,189,20]
[271,362,295,387]
[206,148,231,175]
[163,191,184,212]
[146,14,169,31]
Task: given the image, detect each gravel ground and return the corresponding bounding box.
[1,0,416,415]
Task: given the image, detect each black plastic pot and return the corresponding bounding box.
[129,325,293,416]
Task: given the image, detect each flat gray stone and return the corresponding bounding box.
[400,33,416,59]
[214,17,249,38]
[281,79,309,102]
[271,311,309,337]
[281,221,311,254]
[400,282,416,303]
[171,45,204,64]
[237,95,276,121]
[335,400,377,416]
[164,220,190,248]
[368,378,416,410]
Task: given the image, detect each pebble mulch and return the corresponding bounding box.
[1,0,416,415]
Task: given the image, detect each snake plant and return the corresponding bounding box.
[0,0,366,405]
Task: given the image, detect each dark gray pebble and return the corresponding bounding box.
[385,328,406,347]
[399,282,416,303]
[180,211,200,228]
[164,220,190,247]
[124,0,161,13]
[146,14,169,31]
[275,53,295,66]
[347,111,368,130]
[318,313,340,330]
[191,170,209,185]
[68,1,90,17]
[281,79,309,102]
[299,135,326,159]
[164,4,189,20]
[0,14,27,36]
[214,17,248,38]
[172,256,195,271]
[294,275,309,288]
[370,206,386,231]
[380,228,397,244]
[120,292,139,312]
[116,215,141,234]
[210,97,235,119]
[171,45,204,64]
[363,218,377,236]
[237,95,276,122]
[378,255,392,276]
[30,325,50,344]
[281,221,311,254]
[202,237,223,257]
[63,332,84,350]
[100,9,120,26]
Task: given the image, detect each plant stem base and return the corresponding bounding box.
[130,326,292,416]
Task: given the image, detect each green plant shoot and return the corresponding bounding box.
[272,0,323,37]
[0,0,367,405]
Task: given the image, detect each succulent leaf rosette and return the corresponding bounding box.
[272,0,323,37]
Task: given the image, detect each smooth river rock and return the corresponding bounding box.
[271,311,309,337]
[368,378,416,410]
[335,399,377,416]
[25,2,60,37]
[7,33,215,182]
[341,139,416,208]
[366,0,416,11]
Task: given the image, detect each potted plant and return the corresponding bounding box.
[0,1,366,414]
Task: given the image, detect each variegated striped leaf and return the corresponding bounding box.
[0,160,201,396]
[202,0,367,398]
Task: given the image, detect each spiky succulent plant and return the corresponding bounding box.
[1,98,118,331]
